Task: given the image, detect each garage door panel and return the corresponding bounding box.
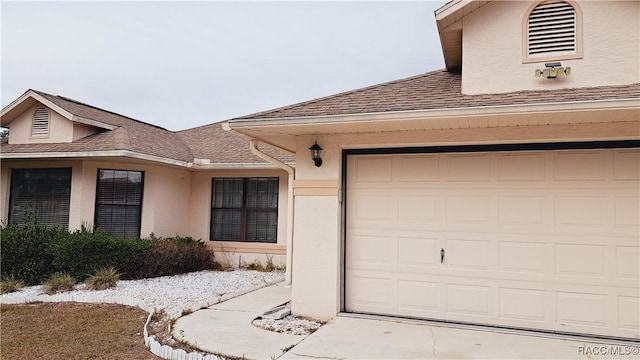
[498,196,546,224]
[617,246,640,280]
[499,288,549,322]
[348,275,393,309]
[398,195,438,223]
[497,152,546,181]
[555,244,606,277]
[446,284,492,317]
[446,195,491,224]
[349,234,393,265]
[346,150,640,339]
[618,296,640,330]
[398,155,439,182]
[613,150,640,180]
[556,291,608,328]
[398,237,439,267]
[553,151,607,181]
[498,241,547,273]
[398,280,439,312]
[445,238,492,271]
[615,196,639,228]
[447,153,491,181]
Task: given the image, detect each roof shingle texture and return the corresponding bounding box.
[2,90,292,165]
[234,70,640,120]
[177,123,294,164]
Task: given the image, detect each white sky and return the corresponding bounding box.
[1,1,447,131]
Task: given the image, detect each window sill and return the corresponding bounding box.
[207,241,286,255]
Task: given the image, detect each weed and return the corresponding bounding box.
[180,308,193,317]
[42,272,76,294]
[240,255,285,272]
[0,275,25,294]
[281,344,295,353]
[85,267,120,290]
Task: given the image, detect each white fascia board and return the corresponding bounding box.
[0,150,190,167]
[1,91,116,131]
[0,150,294,170]
[435,0,469,20]
[191,163,292,170]
[228,98,640,130]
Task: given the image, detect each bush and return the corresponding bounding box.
[125,235,215,279]
[0,275,25,294]
[48,227,150,281]
[42,272,76,294]
[0,223,65,285]
[85,267,120,290]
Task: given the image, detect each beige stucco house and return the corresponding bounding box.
[0,90,294,274]
[1,0,638,341]
[226,0,639,340]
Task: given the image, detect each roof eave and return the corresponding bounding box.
[228,98,640,132]
[0,149,294,170]
[0,150,191,167]
[1,90,116,131]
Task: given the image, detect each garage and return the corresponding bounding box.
[345,147,639,339]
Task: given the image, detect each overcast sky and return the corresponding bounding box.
[2,1,447,131]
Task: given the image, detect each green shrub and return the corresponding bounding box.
[85,267,120,290]
[125,235,215,279]
[0,275,25,294]
[0,223,65,285]
[43,272,76,294]
[48,227,150,281]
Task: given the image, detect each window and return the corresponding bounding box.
[210,177,278,243]
[524,0,582,62]
[9,168,72,229]
[32,107,50,137]
[95,169,144,238]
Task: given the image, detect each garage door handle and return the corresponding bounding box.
[440,248,445,264]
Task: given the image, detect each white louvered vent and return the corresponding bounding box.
[32,107,50,136]
[528,1,576,56]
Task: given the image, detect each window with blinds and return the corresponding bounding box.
[526,1,581,60]
[210,177,278,243]
[32,107,50,136]
[9,168,72,229]
[95,169,144,239]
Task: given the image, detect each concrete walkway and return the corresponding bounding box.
[174,283,639,359]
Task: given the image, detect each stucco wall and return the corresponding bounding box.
[289,120,639,320]
[188,169,290,267]
[461,1,640,94]
[0,160,192,238]
[7,104,77,144]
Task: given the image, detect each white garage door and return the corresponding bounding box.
[345,148,639,339]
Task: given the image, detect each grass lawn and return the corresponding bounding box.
[1,302,161,360]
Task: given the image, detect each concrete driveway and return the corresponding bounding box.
[174,283,639,359]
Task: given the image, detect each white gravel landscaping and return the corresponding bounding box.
[0,269,285,319]
[253,315,323,336]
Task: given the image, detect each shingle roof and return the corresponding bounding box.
[234,70,640,120]
[177,122,294,164]
[1,90,293,166]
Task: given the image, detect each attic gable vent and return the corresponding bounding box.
[32,107,50,137]
[524,0,582,62]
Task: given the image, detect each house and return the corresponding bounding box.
[1,0,638,341]
[0,90,294,275]
[225,0,640,340]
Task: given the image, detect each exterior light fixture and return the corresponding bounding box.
[309,141,323,167]
[535,62,571,79]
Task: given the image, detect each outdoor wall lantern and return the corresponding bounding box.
[535,62,571,79]
[309,141,323,167]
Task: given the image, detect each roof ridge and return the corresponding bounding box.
[233,69,448,120]
[31,89,168,131]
